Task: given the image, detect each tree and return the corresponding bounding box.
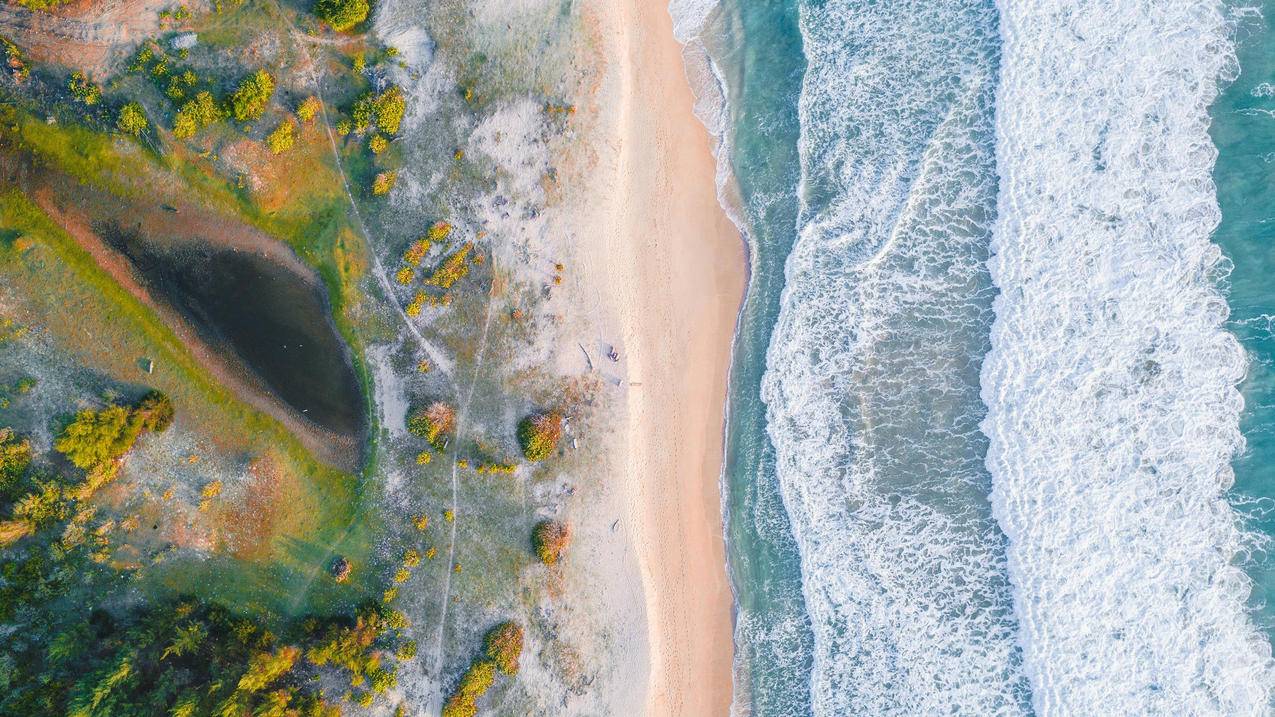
[136,390,175,432]
[54,405,139,470]
[230,70,274,122]
[314,0,368,32]
[117,102,148,136]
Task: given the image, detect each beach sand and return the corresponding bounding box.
[574,0,745,713]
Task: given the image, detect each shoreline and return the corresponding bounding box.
[583,0,745,713]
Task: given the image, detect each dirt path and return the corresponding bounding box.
[265,10,494,698]
[0,0,175,75]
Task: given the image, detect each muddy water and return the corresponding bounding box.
[98,221,365,440]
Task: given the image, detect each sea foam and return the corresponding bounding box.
[760,0,1031,712]
[983,1,1275,712]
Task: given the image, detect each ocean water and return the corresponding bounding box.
[1216,0,1275,660]
[675,0,1275,714]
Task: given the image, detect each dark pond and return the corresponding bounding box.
[99,222,365,440]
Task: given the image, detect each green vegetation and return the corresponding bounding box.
[425,242,473,289]
[531,520,570,565]
[229,70,275,123]
[53,391,173,474]
[9,0,68,11]
[173,91,225,139]
[0,594,412,715]
[0,427,32,499]
[267,119,296,154]
[407,401,455,447]
[116,103,149,137]
[350,86,405,135]
[315,0,369,32]
[442,622,525,717]
[297,96,322,123]
[68,72,102,106]
[517,411,562,461]
[371,171,396,196]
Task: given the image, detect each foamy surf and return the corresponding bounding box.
[760,0,1031,712]
[983,0,1275,712]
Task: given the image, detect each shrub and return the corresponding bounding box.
[0,427,32,497]
[117,102,149,136]
[394,266,414,285]
[407,402,455,446]
[297,96,322,122]
[350,86,405,135]
[136,390,175,432]
[517,411,562,461]
[424,243,473,289]
[369,134,388,154]
[329,556,352,583]
[68,72,101,105]
[427,221,452,243]
[315,0,368,32]
[403,238,431,265]
[230,70,274,122]
[396,640,417,661]
[372,171,397,196]
[335,118,352,136]
[483,622,524,676]
[266,120,295,154]
[531,520,570,565]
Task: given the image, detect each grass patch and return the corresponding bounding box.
[0,190,373,618]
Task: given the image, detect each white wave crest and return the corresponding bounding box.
[761,0,1031,713]
[983,1,1275,713]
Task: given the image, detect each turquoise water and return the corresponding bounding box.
[692,0,1275,713]
[1215,0,1275,639]
[698,2,814,714]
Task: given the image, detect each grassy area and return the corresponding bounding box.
[0,189,375,618]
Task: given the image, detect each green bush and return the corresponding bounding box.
[173,91,224,139]
[315,0,369,32]
[266,120,295,154]
[407,402,455,447]
[0,427,32,498]
[68,72,101,105]
[116,102,149,136]
[229,70,274,122]
[483,622,524,676]
[531,520,570,565]
[517,412,562,461]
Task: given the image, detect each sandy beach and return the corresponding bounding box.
[578,0,745,713]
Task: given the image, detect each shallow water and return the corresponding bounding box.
[1214,0,1275,646]
[99,222,365,440]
